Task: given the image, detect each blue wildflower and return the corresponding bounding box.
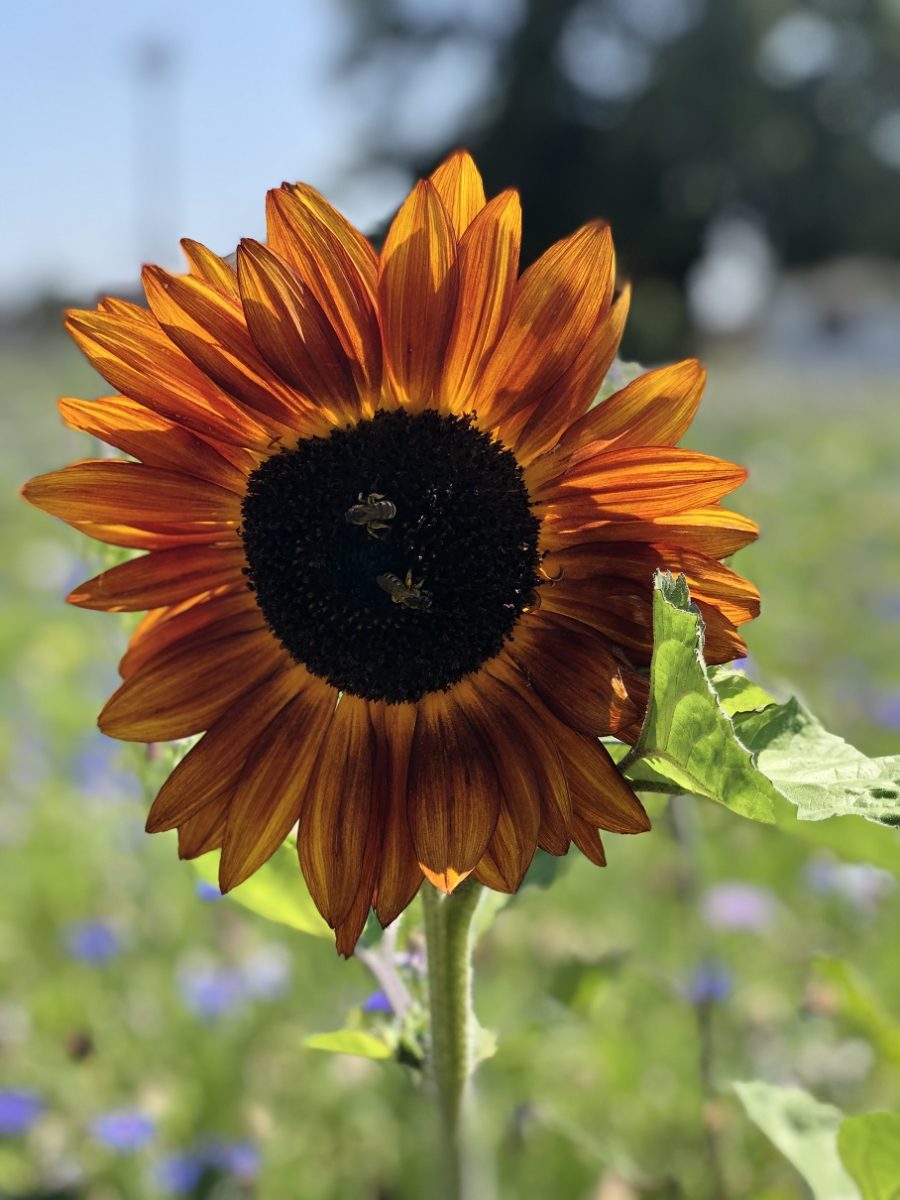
[362,990,394,1015]
[62,921,121,964]
[154,1153,205,1195]
[684,962,732,1006]
[0,1089,45,1136]
[195,881,223,902]
[91,1109,155,1152]
[177,962,246,1020]
[206,1140,260,1180]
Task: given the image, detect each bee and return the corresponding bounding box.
[345,492,397,539]
[376,570,432,612]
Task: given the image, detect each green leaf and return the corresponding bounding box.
[734,699,900,826]
[193,844,331,939]
[621,573,780,822]
[838,1113,900,1199]
[304,1030,393,1059]
[734,1081,860,1200]
[708,664,776,716]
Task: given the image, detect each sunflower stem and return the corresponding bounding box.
[422,877,483,1200]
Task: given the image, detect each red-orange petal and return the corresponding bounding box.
[145,666,307,833]
[440,190,521,413]
[181,238,240,298]
[236,239,361,424]
[298,695,376,928]
[503,616,646,741]
[570,815,607,868]
[559,359,707,457]
[407,690,500,892]
[378,179,459,410]
[541,505,759,559]
[220,676,337,891]
[100,626,283,742]
[459,677,545,888]
[371,702,423,928]
[541,541,761,626]
[22,460,241,537]
[266,185,382,397]
[64,307,275,450]
[178,803,228,860]
[468,222,615,428]
[142,265,324,436]
[119,589,259,679]
[429,149,487,237]
[57,395,255,491]
[513,287,629,466]
[550,446,747,518]
[68,544,246,612]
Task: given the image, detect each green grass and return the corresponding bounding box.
[2,335,898,1199]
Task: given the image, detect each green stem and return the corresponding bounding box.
[421,878,483,1200]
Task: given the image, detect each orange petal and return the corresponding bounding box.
[236,239,362,424]
[178,803,228,859]
[378,179,459,410]
[298,695,376,928]
[181,239,240,298]
[551,447,748,518]
[541,542,760,626]
[514,288,629,466]
[540,505,759,559]
[371,702,423,928]
[407,690,499,893]
[64,307,275,450]
[119,589,259,679]
[68,544,246,612]
[271,182,379,295]
[559,359,706,457]
[468,222,615,428]
[142,265,325,435]
[220,676,337,891]
[429,149,486,237]
[570,815,607,868]
[145,666,306,832]
[539,578,657,662]
[550,720,650,834]
[22,460,240,537]
[266,185,381,395]
[100,626,283,742]
[459,677,544,888]
[57,395,255,491]
[503,617,646,740]
[440,190,521,414]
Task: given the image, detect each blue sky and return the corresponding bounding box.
[1,0,419,305]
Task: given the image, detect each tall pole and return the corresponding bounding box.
[132,37,181,270]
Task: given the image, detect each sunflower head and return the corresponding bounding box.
[23,150,759,954]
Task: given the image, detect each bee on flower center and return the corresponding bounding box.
[376,569,432,612]
[344,492,397,539]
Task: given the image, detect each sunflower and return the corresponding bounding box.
[23,151,759,954]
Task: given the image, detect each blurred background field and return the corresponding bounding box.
[3,1,900,1197]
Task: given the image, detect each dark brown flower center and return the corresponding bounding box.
[240,409,541,702]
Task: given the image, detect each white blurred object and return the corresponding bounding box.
[687,215,775,336]
[757,13,841,86]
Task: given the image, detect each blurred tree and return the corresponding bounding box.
[338,0,900,358]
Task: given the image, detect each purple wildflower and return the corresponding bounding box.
[700,882,777,932]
